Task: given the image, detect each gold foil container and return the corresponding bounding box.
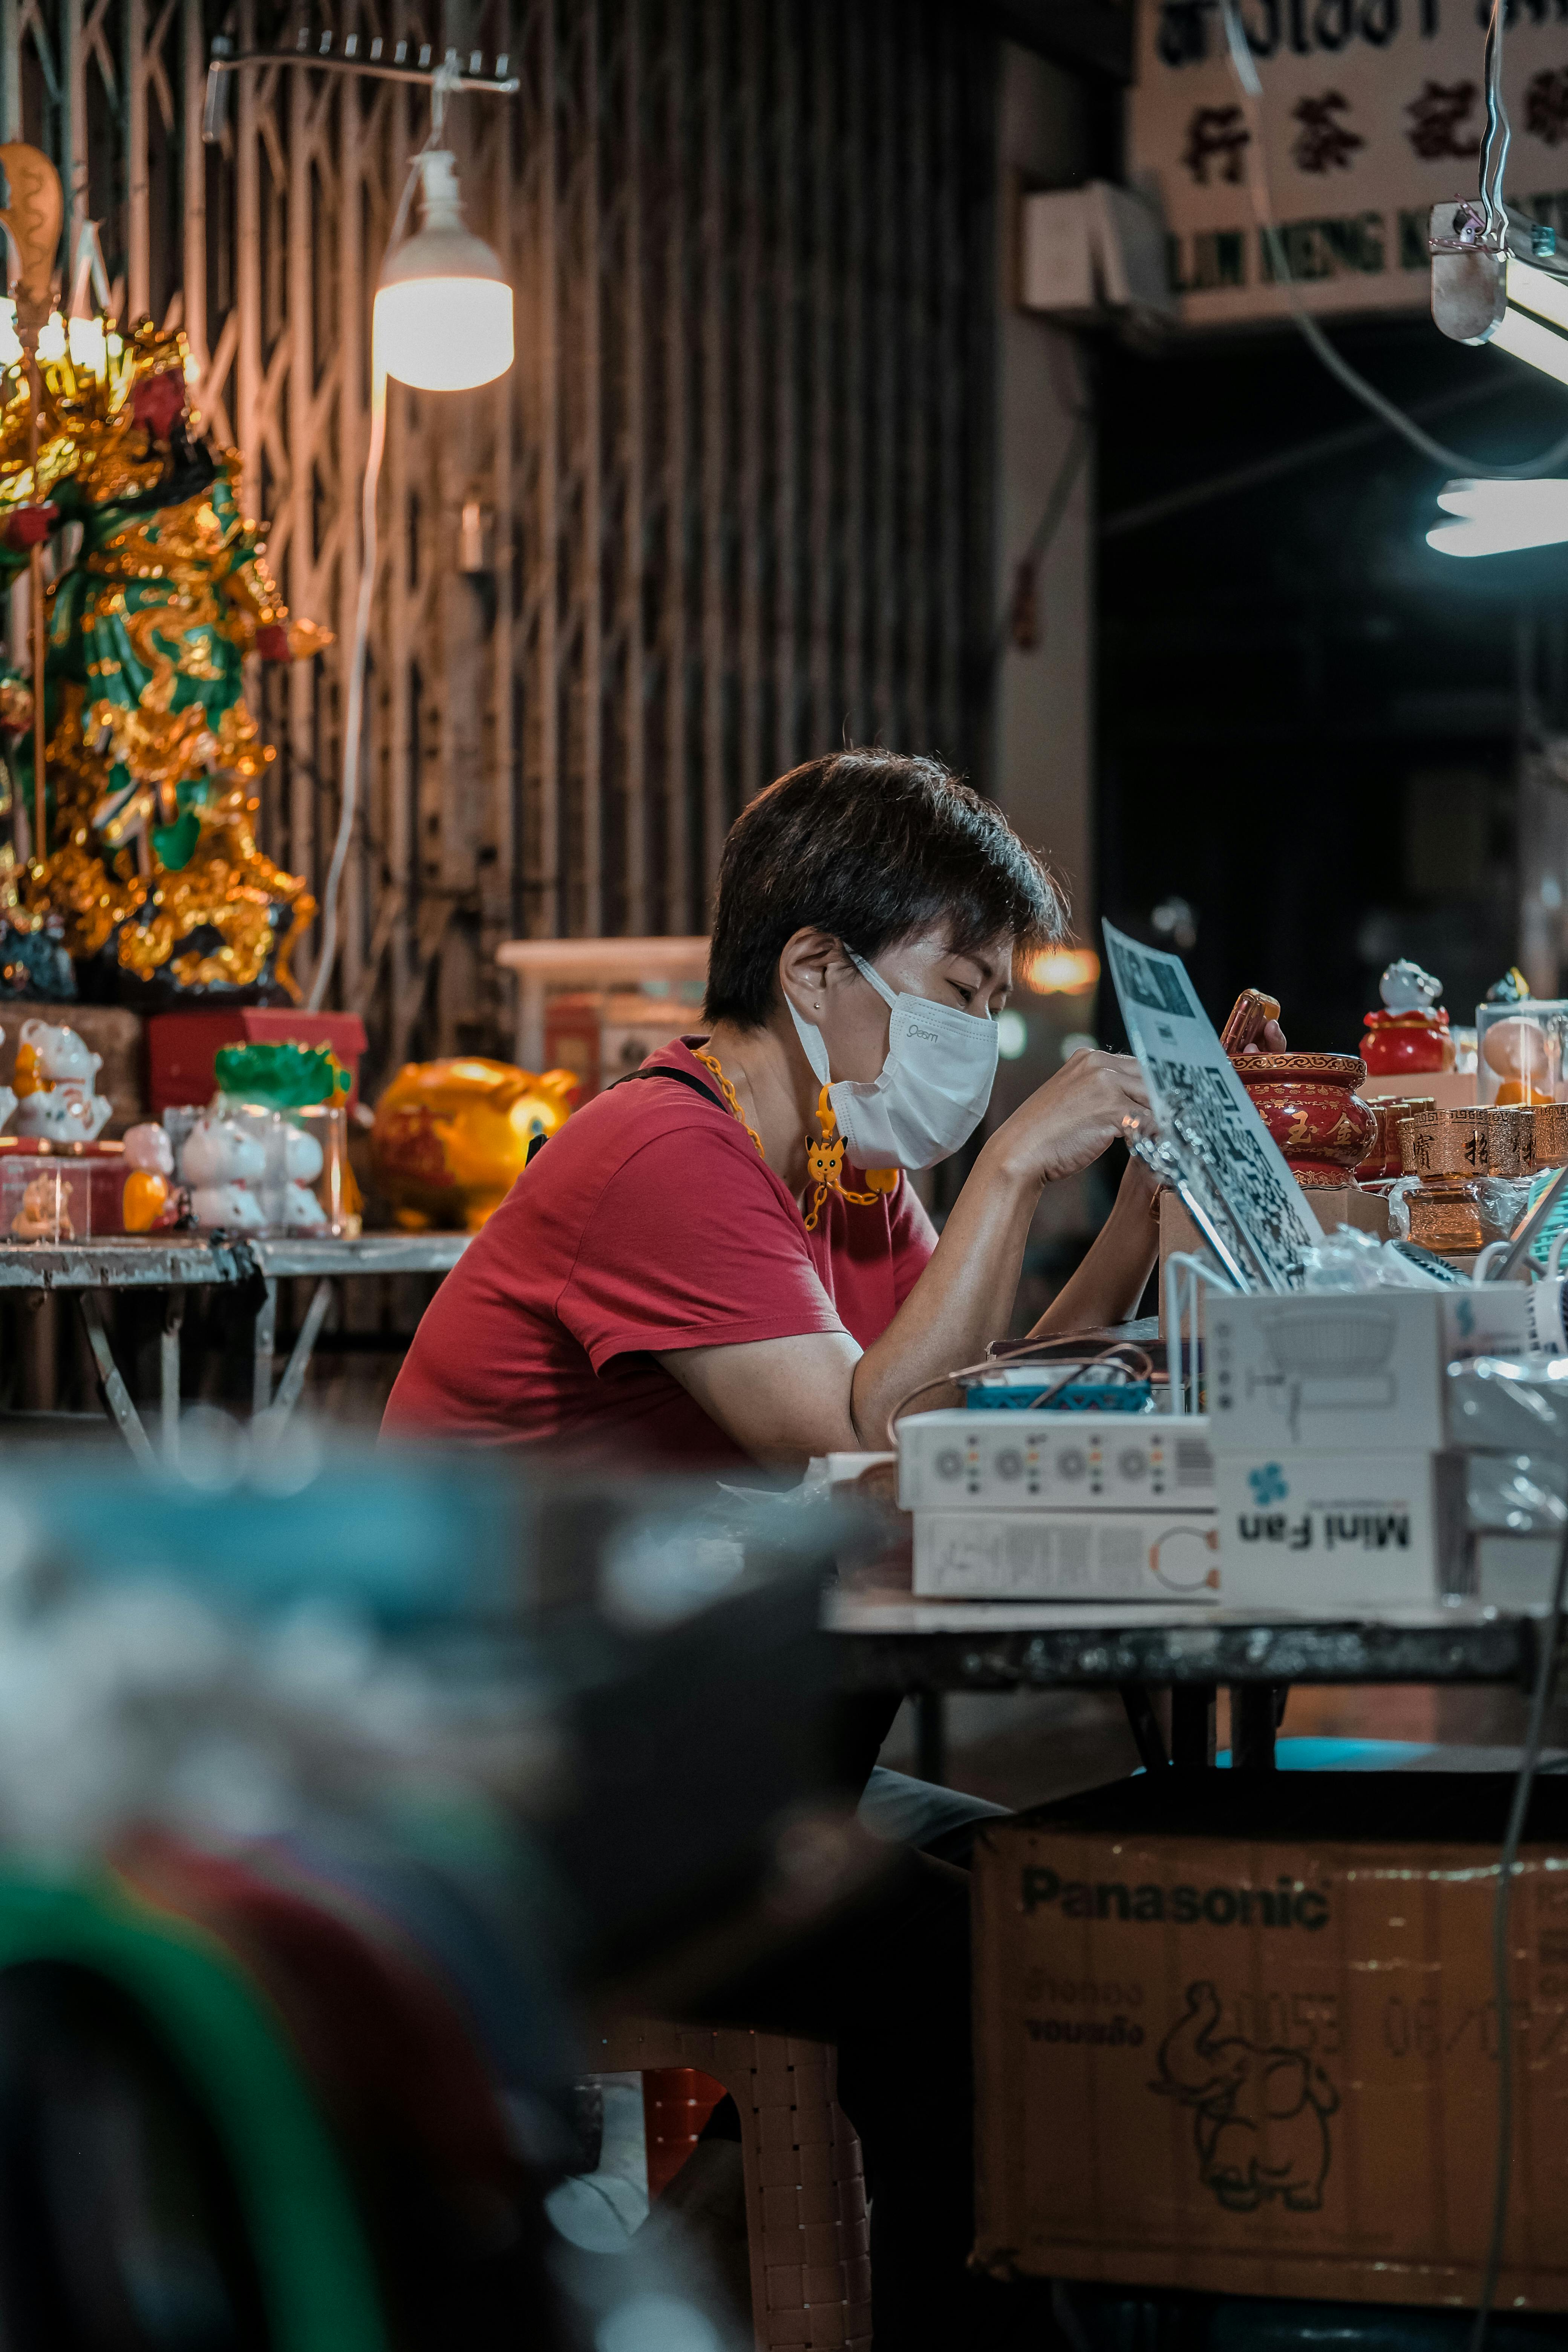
[1487,1103,1536,1178]
[1448,1106,1492,1175]
[1534,1100,1568,1167]
[1407,1179,1485,1253]
[1401,1113,1457,1177]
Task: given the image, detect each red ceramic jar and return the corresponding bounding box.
[1361,1007,1453,1076]
[1231,1052,1378,1187]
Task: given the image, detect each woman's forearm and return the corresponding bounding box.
[1031,1165,1160,1337]
[850,1137,1041,1446]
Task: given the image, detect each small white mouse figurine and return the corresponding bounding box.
[280,1124,327,1233]
[180,1115,268,1231]
[1379,960,1444,1015]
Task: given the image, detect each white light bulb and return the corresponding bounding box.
[374,149,514,393]
[373,276,513,391]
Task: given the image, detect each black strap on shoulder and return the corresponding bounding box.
[524,1062,726,1166]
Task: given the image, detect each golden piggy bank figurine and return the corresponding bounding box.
[370,1058,579,1230]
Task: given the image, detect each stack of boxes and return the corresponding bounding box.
[895,1284,1566,1612]
[1207,1285,1560,1608]
[898,1407,1219,1603]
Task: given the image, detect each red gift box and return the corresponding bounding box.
[147,1009,369,1115]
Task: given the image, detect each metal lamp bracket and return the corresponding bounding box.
[203,29,519,145]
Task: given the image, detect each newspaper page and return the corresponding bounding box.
[1102,922,1317,1290]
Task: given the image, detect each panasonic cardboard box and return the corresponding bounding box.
[972,1775,1568,2310]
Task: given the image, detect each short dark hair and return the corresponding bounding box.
[703,749,1065,1029]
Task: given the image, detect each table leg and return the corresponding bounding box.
[916,1693,947,1787]
[1231,1684,1279,1770]
[1119,1683,1168,1772]
[266,1277,334,1427]
[252,1277,278,1418]
[1171,1683,1216,1769]
[77,1292,156,1470]
[161,1285,185,1471]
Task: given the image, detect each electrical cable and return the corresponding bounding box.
[1216,0,1568,481]
[308,70,457,1013]
[306,363,386,1016]
[1468,1523,1568,2352]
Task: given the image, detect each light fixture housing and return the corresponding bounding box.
[373,150,513,392]
[1430,202,1568,393]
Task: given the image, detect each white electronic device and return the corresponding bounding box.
[897,1409,1215,1512]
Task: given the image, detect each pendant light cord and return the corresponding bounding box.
[1217,0,1568,481]
[307,69,460,1013]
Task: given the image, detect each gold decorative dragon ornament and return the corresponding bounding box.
[0,145,331,998]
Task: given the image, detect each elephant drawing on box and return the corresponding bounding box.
[1152,1981,1338,2214]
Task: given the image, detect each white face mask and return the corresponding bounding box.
[786,948,1001,1171]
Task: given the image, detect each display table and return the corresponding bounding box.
[828,1590,1561,1769]
[0,1233,468,1465]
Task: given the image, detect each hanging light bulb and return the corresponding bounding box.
[372,150,513,392]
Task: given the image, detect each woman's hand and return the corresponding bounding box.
[1236,1017,1288,1054]
[985,1048,1153,1189]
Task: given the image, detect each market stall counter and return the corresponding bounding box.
[0,1231,468,1465]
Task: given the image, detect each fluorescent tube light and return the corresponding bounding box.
[1428,475,1568,556]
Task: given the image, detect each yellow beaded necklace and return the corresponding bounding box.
[694,1050,897,1229]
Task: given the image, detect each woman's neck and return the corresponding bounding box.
[700,1015,818,1196]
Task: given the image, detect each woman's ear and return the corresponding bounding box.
[777,927,848,1019]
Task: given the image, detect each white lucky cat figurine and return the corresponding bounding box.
[11,1018,112,1142]
[180,1115,268,1232]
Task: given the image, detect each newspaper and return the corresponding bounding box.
[1102,922,1317,1292]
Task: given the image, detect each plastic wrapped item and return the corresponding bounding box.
[1464,1447,1568,1534]
[1299,1223,1451,1291]
[1447,1354,1568,1449]
[0,1144,128,1240]
[1476,1174,1533,1239]
[1478,997,1568,1106]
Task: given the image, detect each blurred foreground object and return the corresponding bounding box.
[0,1430,865,2347]
[371,1060,579,1230]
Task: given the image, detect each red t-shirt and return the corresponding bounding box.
[382,1038,937,1465]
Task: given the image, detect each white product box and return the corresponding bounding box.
[912,1508,1220,1602]
[897,1410,1214,1512]
[1213,1449,1466,1609]
[1205,1289,1555,1456]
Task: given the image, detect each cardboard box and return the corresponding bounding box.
[973,1773,1568,2309]
[1207,1290,1551,1456]
[1361,1070,1476,1109]
[912,1508,1219,1601]
[1213,1448,1464,1608]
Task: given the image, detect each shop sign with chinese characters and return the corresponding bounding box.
[1130,0,1568,324]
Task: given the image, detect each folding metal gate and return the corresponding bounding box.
[3,0,996,1068]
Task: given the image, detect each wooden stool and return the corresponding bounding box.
[591,2017,871,2350]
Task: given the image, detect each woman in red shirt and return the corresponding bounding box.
[386,749,1163,1461]
[384,752,1191,2349]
